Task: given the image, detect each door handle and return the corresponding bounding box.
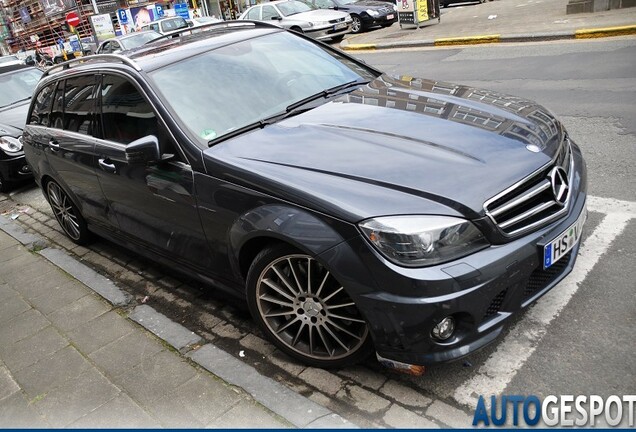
[98,158,117,173]
[48,139,60,152]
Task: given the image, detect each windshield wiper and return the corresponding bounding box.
[286,79,369,112]
[0,96,31,109]
[208,80,369,147]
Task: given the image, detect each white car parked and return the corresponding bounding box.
[239,0,352,41]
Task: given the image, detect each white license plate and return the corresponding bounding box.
[543,207,587,269]
[386,13,395,19]
[334,22,347,30]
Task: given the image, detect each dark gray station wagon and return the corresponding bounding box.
[22,22,587,369]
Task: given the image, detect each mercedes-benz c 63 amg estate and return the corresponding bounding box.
[22,21,587,369]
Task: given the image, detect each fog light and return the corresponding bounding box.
[432,316,455,341]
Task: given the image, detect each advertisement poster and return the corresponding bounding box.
[416,0,429,23]
[90,13,116,44]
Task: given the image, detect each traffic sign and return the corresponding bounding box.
[117,8,128,24]
[66,12,80,27]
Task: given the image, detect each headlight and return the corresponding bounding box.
[309,20,330,27]
[366,9,380,16]
[359,216,488,267]
[0,136,23,155]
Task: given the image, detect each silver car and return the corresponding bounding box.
[96,31,162,54]
[239,0,352,41]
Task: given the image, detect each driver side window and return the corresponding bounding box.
[261,5,280,20]
[97,74,181,161]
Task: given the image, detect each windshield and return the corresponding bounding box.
[150,31,376,145]
[338,0,359,4]
[0,68,42,108]
[277,1,314,16]
[121,32,162,49]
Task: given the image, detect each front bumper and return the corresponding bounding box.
[305,22,352,40]
[318,143,587,366]
[0,153,32,184]
[361,13,398,28]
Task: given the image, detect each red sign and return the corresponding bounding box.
[66,12,80,27]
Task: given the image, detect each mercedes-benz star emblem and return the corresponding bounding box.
[549,166,569,206]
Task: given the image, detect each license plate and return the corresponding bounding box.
[386,13,394,19]
[543,207,587,269]
[334,22,347,30]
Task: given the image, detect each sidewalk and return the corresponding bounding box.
[0,216,359,428]
[340,0,636,49]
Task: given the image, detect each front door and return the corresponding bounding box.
[93,73,212,270]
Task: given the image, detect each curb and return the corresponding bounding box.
[0,214,356,429]
[340,23,636,51]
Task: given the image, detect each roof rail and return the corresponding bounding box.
[41,54,142,79]
[146,20,282,45]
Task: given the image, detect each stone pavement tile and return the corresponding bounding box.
[12,346,91,399]
[0,365,20,401]
[0,283,15,302]
[299,367,345,395]
[32,368,120,428]
[68,393,160,428]
[0,326,68,372]
[339,366,388,391]
[67,311,135,355]
[0,392,50,428]
[379,379,433,409]
[336,384,391,414]
[47,294,110,332]
[0,294,31,326]
[148,375,242,428]
[11,266,73,301]
[115,350,198,406]
[383,404,439,428]
[29,280,88,316]
[426,400,473,428]
[209,398,291,428]
[89,331,164,378]
[0,253,48,285]
[0,242,25,263]
[0,308,49,346]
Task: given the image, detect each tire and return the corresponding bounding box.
[246,244,372,368]
[290,26,303,33]
[331,34,345,42]
[350,15,363,34]
[0,173,9,193]
[45,180,92,245]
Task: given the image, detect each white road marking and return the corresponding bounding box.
[453,197,635,408]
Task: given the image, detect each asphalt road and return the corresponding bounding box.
[7,37,636,427]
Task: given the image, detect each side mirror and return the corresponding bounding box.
[271,16,282,20]
[125,135,160,165]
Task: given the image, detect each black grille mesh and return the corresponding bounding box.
[484,287,508,320]
[524,251,572,298]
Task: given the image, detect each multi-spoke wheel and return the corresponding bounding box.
[46,180,91,245]
[247,244,371,368]
[350,15,363,34]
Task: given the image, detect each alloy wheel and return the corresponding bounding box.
[47,181,81,240]
[255,253,369,362]
[351,16,362,33]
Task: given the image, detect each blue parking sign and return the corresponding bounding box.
[156,5,164,17]
[117,9,128,24]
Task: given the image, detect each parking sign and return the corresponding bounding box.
[117,9,128,24]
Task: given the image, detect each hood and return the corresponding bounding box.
[0,100,30,137]
[287,9,350,21]
[204,74,564,222]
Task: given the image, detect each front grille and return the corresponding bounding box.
[378,6,391,13]
[523,251,572,299]
[484,138,573,237]
[484,287,508,320]
[328,17,345,23]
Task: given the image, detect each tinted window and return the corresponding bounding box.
[64,75,97,135]
[315,0,335,7]
[50,80,65,129]
[99,75,158,144]
[29,83,55,126]
[261,5,279,20]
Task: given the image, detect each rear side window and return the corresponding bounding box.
[246,7,260,19]
[29,83,55,126]
[98,74,158,144]
[50,80,65,129]
[64,75,98,135]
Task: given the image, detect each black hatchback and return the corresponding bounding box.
[23,22,587,369]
